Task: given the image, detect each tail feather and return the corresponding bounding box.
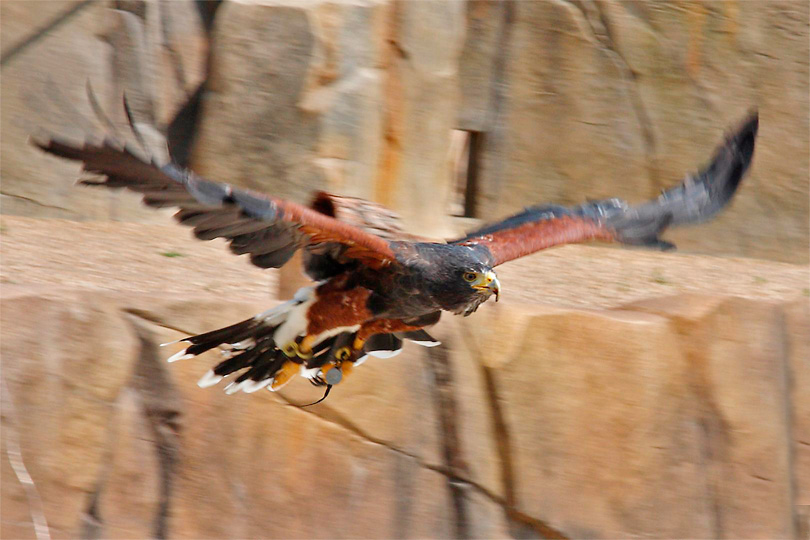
[213,346,265,377]
[172,290,439,395]
[175,290,315,393]
[234,352,286,384]
[197,370,224,388]
[242,378,273,394]
[184,318,258,356]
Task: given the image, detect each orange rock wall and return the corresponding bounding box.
[2,290,806,538]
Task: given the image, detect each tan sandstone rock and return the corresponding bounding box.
[191,0,464,237]
[0,290,139,537]
[450,295,803,538]
[1,288,805,538]
[1,0,205,221]
[629,295,797,538]
[785,299,810,519]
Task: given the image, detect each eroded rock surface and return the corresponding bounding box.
[2,0,807,261]
[1,0,206,221]
[1,288,806,539]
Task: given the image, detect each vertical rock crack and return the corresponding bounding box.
[1,378,52,540]
[563,0,660,189]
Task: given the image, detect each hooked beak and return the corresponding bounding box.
[472,271,500,302]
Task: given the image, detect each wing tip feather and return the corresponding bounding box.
[728,109,758,157]
[710,109,759,201]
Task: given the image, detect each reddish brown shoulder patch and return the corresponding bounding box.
[306,284,373,336]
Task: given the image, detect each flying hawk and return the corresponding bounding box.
[33,110,758,399]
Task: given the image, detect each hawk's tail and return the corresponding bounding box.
[164,288,441,394]
[167,301,305,394]
[164,285,323,392]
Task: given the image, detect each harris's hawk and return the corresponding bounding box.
[33,110,758,398]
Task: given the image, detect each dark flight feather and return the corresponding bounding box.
[33,136,399,270]
[396,329,439,345]
[364,333,403,355]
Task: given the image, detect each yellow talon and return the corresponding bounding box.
[271,360,299,390]
[298,335,315,359]
[340,360,353,379]
[352,336,366,351]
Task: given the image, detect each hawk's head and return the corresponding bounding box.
[413,244,500,316]
[452,266,500,315]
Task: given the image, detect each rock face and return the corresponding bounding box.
[1,288,806,539]
[2,0,807,261]
[1,0,206,222]
[190,0,467,237]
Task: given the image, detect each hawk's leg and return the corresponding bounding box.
[298,318,436,390]
[298,335,317,356]
[323,319,432,381]
[270,359,301,391]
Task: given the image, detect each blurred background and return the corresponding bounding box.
[1,1,808,538]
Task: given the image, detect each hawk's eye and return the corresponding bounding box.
[463,272,477,283]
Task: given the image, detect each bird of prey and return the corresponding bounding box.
[33,110,758,400]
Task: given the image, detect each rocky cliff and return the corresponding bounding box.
[2,0,808,261]
[2,288,807,539]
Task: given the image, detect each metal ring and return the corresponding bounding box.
[282,342,298,357]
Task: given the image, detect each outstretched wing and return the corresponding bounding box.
[33,136,398,270]
[452,112,758,266]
